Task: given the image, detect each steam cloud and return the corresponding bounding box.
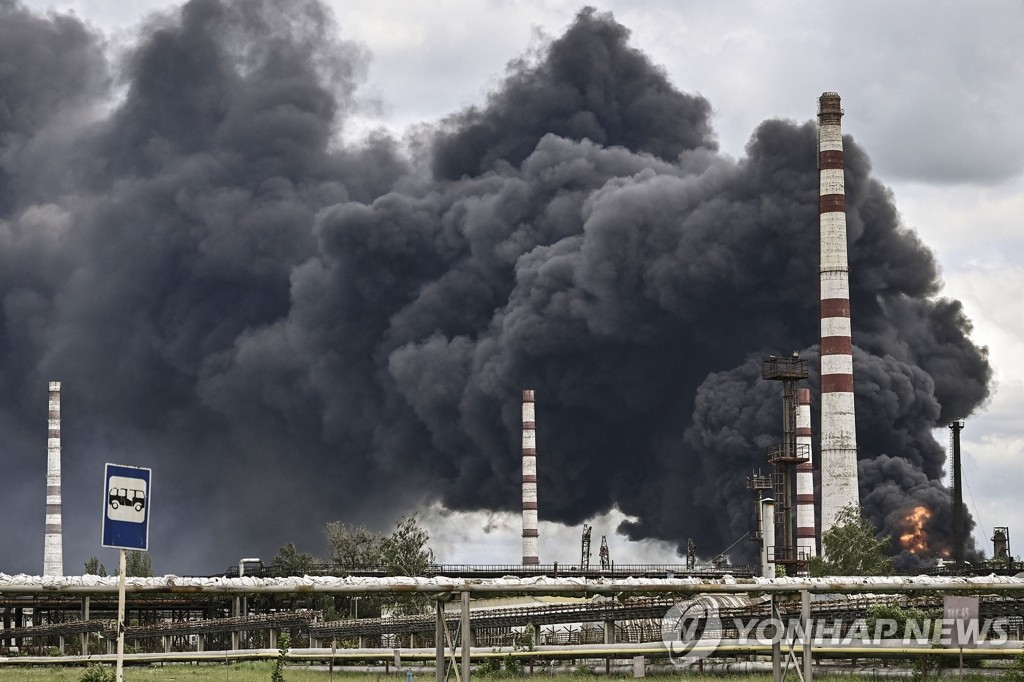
[0,0,989,573]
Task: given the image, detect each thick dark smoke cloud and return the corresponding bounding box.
[0,1,989,574]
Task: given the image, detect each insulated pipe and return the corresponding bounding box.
[522,390,539,565]
[5,575,1024,595]
[44,380,63,577]
[818,92,859,537]
[795,389,817,561]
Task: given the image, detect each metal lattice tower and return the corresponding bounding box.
[580,524,592,570]
[762,355,810,574]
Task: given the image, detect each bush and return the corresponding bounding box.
[271,632,290,682]
[79,663,115,682]
[1005,652,1024,682]
[477,655,503,676]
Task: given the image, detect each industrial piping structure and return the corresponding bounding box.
[818,92,860,537]
[795,388,817,560]
[762,355,810,574]
[43,380,63,577]
[522,389,539,565]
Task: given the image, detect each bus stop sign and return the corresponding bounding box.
[102,463,151,550]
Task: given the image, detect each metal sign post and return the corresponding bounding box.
[102,463,152,682]
[943,595,979,682]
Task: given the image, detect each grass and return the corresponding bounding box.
[0,661,334,681]
[0,668,1009,682]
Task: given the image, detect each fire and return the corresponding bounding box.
[899,505,932,554]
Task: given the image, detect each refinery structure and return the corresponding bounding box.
[1,93,1011,674]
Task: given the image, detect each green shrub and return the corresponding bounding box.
[1005,652,1024,682]
[477,655,503,676]
[271,632,290,682]
[78,663,115,682]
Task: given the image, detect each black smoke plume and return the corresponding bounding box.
[0,1,989,573]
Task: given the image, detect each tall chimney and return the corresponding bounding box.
[521,389,539,565]
[795,388,817,562]
[949,421,965,567]
[44,380,63,577]
[818,92,860,536]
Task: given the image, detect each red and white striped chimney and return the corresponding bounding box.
[818,92,859,537]
[44,380,63,577]
[521,389,539,565]
[795,388,817,560]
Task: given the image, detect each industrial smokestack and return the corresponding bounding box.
[818,92,860,537]
[759,498,775,578]
[795,388,817,562]
[522,389,539,565]
[43,380,63,577]
[949,421,965,567]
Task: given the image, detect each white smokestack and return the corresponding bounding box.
[44,380,63,577]
[818,92,859,537]
[795,388,817,561]
[760,498,775,578]
[521,389,539,565]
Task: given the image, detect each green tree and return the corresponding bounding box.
[325,522,383,569]
[125,550,153,577]
[381,513,436,577]
[381,513,437,616]
[809,505,893,576]
[324,522,386,618]
[84,556,107,577]
[270,543,318,577]
[324,513,438,616]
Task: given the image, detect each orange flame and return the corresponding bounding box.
[899,505,931,554]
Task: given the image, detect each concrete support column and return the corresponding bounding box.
[435,599,445,682]
[771,597,781,682]
[269,629,277,649]
[197,634,204,652]
[603,620,615,645]
[80,596,90,655]
[461,591,471,682]
[163,636,170,653]
[802,590,813,682]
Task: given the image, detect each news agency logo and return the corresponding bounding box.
[660,596,722,666]
[660,601,1009,665]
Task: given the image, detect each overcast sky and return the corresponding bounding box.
[7,0,1023,572]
